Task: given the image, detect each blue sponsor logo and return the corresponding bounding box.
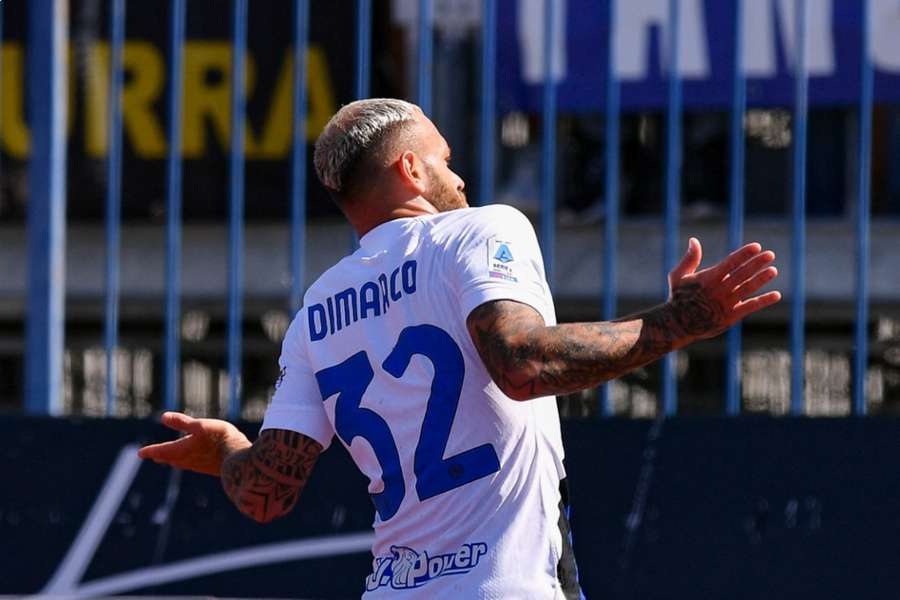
[365,542,488,591]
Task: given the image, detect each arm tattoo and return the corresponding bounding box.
[220,429,322,524]
[466,298,709,401]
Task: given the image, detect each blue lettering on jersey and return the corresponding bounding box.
[360,282,381,319]
[308,304,327,340]
[308,260,418,342]
[378,273,391,313]
[365,542,488,592]
[389,267,403,301]
[493,243,514,263]
[334,287,358,329]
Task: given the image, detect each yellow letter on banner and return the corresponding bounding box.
[1,43,31,159]
[122,42,167,158]
[182,42,257,158]
[84,42,167,159]
[84,44,110,158]
[251,45,336,159]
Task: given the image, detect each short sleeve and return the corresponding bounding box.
[260,314,334,449]
[453,205,552,322]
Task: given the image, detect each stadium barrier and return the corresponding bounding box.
[0,416,897,598]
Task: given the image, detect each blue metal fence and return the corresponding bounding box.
[478,0,497,208]
[725,0,747,416]
[540,0,558,291]
[417,0,433,116]
[854,0,874,416]
[661,0,683,416]
[19,0,884,418]
[599,0,620,417]
[350,0,372,251]
[104,0,125,415]
[163,0,187,413]
[226,0,249,419]
[290,0,311,315]
[24,0,68,416]
[790,0,809,416]
[355,0,371,100]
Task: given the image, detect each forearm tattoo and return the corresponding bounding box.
[221,429,322,523]
[467,295,719,400]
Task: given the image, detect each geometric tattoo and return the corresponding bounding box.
[221,429,322,524]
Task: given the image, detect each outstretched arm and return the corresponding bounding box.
[138,412,322,523]
[467,238,781,401]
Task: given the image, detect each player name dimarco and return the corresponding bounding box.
[307,260,418,342]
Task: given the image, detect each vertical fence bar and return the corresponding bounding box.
[290,0,310,311]
[478,0,497,207]
[163,0,186,412]
[661,0,682,416]
[350,0,371,251]
[854,0,874,415]
[540,0,558,289]
[0,1,4,193]
[790,0,808,415]
[725,0,746,416]
[417,0,433,115]
[25,0,69,415]
[356,0,371,100]
[104,0,125,416]
[600,0,620,417]
[227,0,248,419]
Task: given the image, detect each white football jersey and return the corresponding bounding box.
[262,205,568,599]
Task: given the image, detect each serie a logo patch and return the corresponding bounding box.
[488,239,518,282]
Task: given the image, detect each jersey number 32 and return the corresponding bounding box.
[315,324,501,521]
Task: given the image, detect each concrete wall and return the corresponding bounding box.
[2,218,899,320]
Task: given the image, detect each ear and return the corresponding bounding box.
[396,150,428,195]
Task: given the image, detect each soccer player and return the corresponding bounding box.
[139,99,781,598]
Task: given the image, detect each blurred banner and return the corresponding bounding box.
[500,0,900,111]
[0,0,353,221]
[1,416,898,598]
[2,0,899,221]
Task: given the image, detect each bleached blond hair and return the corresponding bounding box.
[313,98,419,196]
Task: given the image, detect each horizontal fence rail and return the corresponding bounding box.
[18,0,889,419]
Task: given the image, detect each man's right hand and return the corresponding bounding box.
[137,411,251,477]
[665,237,781,342]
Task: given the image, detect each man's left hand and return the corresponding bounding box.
[137,412,251,476]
